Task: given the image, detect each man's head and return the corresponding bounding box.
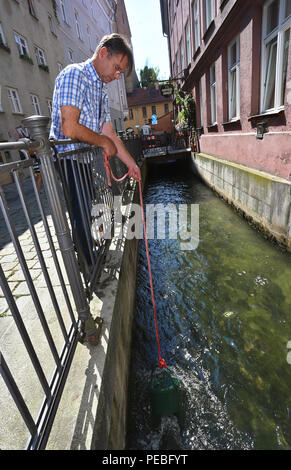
[93,33,133,83]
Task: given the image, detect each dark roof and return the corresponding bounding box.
[127,87,171,107]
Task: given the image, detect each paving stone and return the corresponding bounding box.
[1,262,19,272]
[13,282,31,296]
[0,297,8,315]
[0,254,17,263]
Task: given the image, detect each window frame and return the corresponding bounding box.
[179,38,185,71]
[74,9,82,40]
[227,35,240,121]
[27,0,37,18]
[7,87,23,114]
[206,0,215,30]
[34,45,47,66]
[193,0,201,51]
[185,19,191,65]
[0,22,7,45]
[60,0,68,24]
[14,32,30,57]
[209,62,217,124]
[31,94,41,115]
[260,0,291,113]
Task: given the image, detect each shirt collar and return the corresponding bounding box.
[85,59,100,82]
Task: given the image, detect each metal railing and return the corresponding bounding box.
[0,115,142,449]
[141,128,192,156]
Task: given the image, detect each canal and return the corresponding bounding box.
[126,159,291,450]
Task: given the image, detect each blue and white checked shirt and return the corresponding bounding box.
[49,59,111,152]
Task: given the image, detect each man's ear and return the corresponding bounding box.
[99,46,108,59]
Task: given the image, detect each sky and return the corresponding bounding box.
[124,0,171,81]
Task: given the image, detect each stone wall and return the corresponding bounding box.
[191,152,291,250]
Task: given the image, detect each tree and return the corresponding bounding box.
[139,65,160,88]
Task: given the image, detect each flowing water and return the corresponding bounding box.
[126,159,291,451]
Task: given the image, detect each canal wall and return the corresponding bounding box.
[191,152,291,250]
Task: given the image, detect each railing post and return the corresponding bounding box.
[22,115,99,343]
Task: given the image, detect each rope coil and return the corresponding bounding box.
[103,153,167,369]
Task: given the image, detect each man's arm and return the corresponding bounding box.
[102,122,141,181]
[61,105,117,157]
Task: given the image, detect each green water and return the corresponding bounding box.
[126,160,291,450]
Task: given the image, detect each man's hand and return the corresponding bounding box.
[99,135,117,158]
[127,161,141,181]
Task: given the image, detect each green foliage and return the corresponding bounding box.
[174,85,196,129]
[139,65,160,88]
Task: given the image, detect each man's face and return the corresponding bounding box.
[99,49,129,83]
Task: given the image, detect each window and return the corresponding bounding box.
[0,22,7,45]
[165,103,169,113]
[129,109,133,119]
[199,78,204,127]
[87,25,93,51]
[74,10,82,40]
[7,88,22,114]
[206,0,215,29]
[193,0,200,50]
[31,94,41,115]
[261,0,291,112]
[68,49,73,62]
[228,36,240,120]
[142,106,147,117]
[60,0,68,23]
[47,99,53,116]
[209,63,216,124]
[179,39,185,71]
[14,33,29,56]
[48,14,56,35]
[185,20,191,65]
[27,0,37,17]
[152,106,157,115]
[34,46,46,66]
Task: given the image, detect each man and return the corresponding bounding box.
[50,34,141,269]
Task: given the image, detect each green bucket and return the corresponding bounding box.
[149,369,180,416]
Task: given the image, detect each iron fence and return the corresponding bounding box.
[141,128,192,156]
[0,115,142,449]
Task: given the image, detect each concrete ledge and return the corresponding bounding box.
[191,152,291,250]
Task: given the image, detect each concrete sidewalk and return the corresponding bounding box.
[0,174,140,450]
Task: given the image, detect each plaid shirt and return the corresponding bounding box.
[49,59,111,152]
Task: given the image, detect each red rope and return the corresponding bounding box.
[104,154,167,369]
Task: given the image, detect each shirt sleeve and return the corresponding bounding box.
[57,66,86,110]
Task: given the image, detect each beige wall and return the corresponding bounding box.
[126,101,173,133]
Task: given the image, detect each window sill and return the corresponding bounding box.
[207,123,218,131]
[193,46,200,60]
[220,0,230,11]
[203,20,215,41]
[222,118,241,126]
[248,109,284,121]
[29,13,39,21]
[0,42,11,53]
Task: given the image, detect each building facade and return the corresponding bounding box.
[0,0,135,168]
[160,0,291,181]
[53,0,131,133]
[126,86,173,134]
[0,0,66,161]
